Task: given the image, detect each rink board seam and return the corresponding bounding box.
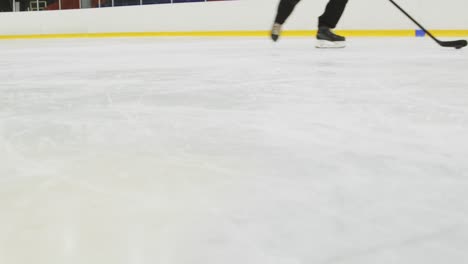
[0,30,467,39]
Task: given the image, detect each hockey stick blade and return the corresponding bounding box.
[439,39,467,49]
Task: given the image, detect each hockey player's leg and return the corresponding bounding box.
[271,0,301,42]
[316,0,348,48]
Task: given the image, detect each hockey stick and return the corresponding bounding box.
[388,0,467,49]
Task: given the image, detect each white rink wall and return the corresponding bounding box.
[0,0,467,36]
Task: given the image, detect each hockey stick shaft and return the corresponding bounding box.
[387,0,440,43]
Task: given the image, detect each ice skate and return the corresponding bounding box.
[271,23,282,42]
[316,26,346,48]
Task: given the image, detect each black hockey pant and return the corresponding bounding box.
[274,0,349,29]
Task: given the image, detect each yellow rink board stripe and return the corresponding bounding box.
[0,30,467,40]
[429,30,468,37]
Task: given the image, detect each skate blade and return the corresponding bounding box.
[315,40,346,49]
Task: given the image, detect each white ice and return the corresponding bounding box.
[0,37,467,264]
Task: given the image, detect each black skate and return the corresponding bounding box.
[271,23,282,42]
[316,27,346,48]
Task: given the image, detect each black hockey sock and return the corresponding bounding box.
[274,0,301,25]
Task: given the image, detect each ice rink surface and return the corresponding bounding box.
[0,37,467,264]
